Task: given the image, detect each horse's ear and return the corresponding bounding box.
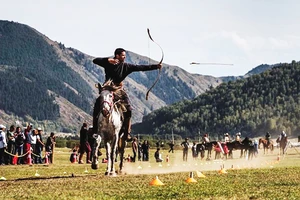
[95,83,103,94]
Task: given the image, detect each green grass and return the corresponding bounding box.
[1,147,300,199]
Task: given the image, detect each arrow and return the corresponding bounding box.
[190,62,233,66]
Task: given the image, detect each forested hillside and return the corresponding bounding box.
[132,61,300,139]
[0,20,93,121]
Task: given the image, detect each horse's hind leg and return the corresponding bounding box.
[91,134,101,170]
[118,138,125,174]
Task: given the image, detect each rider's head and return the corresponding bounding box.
[114,48,126,62]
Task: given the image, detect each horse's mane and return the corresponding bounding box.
[101,80,127,113]
[102,80,122,92]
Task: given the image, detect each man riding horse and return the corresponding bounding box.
[92,48,162,141]
[265,132,271,146]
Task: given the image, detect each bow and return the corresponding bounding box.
[146,28,164,100]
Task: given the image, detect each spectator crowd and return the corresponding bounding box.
[0,123,55,165]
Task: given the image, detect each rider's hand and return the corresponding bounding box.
[157,63,162,69]
[108,58,119,65]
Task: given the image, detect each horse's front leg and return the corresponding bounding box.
[109,134,119,176]
[91,134,101,170]
[105,142,112,176]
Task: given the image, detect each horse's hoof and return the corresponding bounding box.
[110,172,117,177]
[105,172,109,176]
[91,163,98,170]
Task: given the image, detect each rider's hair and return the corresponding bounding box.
[114,48,126,57]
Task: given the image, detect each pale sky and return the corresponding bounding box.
[1,0,300,77]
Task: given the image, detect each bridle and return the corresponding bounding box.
[100,91,114,117]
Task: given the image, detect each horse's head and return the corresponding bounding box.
[100,90,114,117]
[98,80,123,117]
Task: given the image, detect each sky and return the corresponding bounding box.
[1,0,300,77]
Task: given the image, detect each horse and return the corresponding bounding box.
[195,143,205,160]
[196,141,218,160]
[258,138,274,154]
[276,135,288,155]
[91,81,127,176]
[241,137,255,160]
[226,140,243,159]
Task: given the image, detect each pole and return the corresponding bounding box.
[172,128,174,144]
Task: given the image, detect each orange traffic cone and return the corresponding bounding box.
[166,155,169,162]
[149,176,164,186]
[277,154,280,161]
[186,172,197,183]
[71,153,77,163]
[219,167,228,174]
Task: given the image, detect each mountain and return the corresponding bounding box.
[0,20,223,132]
[132,61,300,139]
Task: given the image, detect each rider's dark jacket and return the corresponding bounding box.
[93,58,159,85]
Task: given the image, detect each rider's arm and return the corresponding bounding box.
[93,57,110,67]
[126,63,161,72]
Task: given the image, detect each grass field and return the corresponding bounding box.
[1,145,300,200]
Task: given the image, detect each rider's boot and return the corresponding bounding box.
[123,111,132,142]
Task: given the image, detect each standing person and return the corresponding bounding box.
[15,127,25,165]
[92,48,162,141]
[168,141,174,153]
[23,123,33,164]
[35,128,45,164]
[181,138,189,162]
[28,129,37,164]
[45,132,56,164]
[137,142,142,161]
[141,140,150,161]
[0,125,7,165]
[78,123,91,164]
[87,126,95,161]
[131,137,137,162]
[5,125,16,164]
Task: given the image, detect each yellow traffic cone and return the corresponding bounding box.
[186,172,197,183]
[0,176,6,181]
[149,176,164,186]
[219,168,228,174]
[196,171,206,178]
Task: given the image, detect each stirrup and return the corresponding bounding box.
[126,134,132,142]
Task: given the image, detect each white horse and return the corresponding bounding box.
[91,81,126,176]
